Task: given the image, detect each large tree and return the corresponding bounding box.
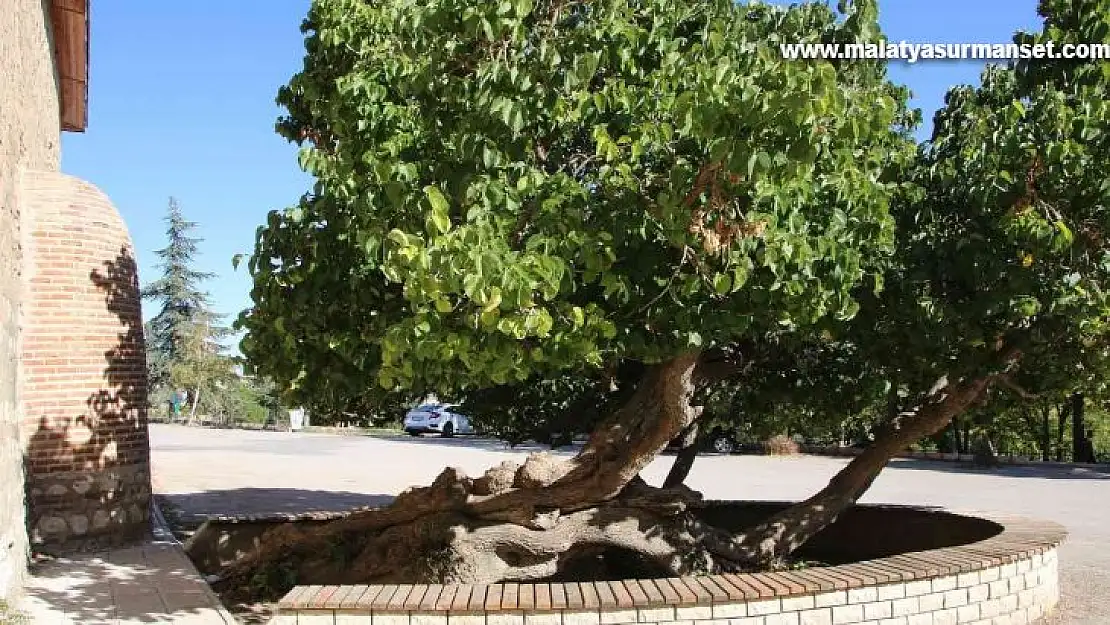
[229,0,910,596]
[224,0,1108,602]
[723,0,1110,560]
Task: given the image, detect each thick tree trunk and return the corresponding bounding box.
[1056,402,1069,461]
[715,375,996,568]
[1041,405,1051,462]
[215,353,712,603]
[664,423,700,488]
[189,387,201,423]
[1071,392,1085,463]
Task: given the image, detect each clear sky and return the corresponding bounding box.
[60,0,1041,353]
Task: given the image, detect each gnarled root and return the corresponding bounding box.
[213,476,736,603]
[216,353,724,603]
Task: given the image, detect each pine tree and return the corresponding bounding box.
[142,197,232,420]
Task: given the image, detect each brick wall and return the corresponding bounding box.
[19,170,152,551]
[274,517,1065,625]
[0,0,63,601]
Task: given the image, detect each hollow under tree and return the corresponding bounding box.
[225,0,1110,602]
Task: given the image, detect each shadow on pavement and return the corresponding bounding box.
[22,541,228,624]
[376,432,584,454]
[886,457,1110,480]
[159,488,397,525]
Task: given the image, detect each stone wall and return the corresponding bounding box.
[19,171,152,552]
[0,0,62,601]
[273,515,1065,625]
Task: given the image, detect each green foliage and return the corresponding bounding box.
[203,374,284,425]
[461,361,643,446]
[241,0,915,413]
[685,0,1110,455]
[797,0,1110,413]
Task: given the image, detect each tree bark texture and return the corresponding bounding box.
[214,351,1019,604]
[663,423,700,488]
[216,353,717,602]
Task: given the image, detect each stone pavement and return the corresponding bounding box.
[16,504,235,624]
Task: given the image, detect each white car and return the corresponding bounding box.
[402,402,474,437]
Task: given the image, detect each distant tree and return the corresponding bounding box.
[143,197,233,419]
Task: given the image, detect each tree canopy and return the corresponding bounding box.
[239,0,916,408]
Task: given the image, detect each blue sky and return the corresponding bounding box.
[61,0,1041,352]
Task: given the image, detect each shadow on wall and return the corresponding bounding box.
[23,247,151,553]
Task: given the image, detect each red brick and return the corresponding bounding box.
[371,585,399,609]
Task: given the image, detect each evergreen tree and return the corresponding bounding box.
[142,197,232,419]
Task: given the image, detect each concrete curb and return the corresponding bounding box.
[149,499,239,623]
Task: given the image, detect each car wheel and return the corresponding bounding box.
[711,435,735,454]
[441,421,455,438]
[407,429,421,437]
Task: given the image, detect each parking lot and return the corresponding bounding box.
[150,424,1110,625]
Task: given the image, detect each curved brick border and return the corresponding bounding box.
[270,511,1065,625]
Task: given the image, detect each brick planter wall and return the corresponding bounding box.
[272,514,1065,625]
[19,170,152,551]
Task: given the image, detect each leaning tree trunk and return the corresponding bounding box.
[215,352,726,603]
[663,423,700,488]
[712,374,1000,568]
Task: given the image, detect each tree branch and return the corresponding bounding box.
[996,373,1040,400]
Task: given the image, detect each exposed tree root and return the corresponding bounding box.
[214,477,742,603]
[217,353,728,602]
[216,349,1019,603]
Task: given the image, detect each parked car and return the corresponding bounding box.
[402,402,475,437]
[665,421,756,455]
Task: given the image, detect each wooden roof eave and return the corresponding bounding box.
[51,0,90,133]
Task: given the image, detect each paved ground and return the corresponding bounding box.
[18,521,235,624]
[150,424,1110,625]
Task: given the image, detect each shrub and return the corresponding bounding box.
[764,435,801,456]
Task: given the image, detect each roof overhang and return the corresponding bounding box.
[50,0,89,132]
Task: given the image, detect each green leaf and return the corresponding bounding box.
[425,185,449,213]
[571,306,585,329]
[429,212,451,235]
[713,273,732,294]
[483,287,503,313]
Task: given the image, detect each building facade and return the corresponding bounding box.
[1,0,151,601]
